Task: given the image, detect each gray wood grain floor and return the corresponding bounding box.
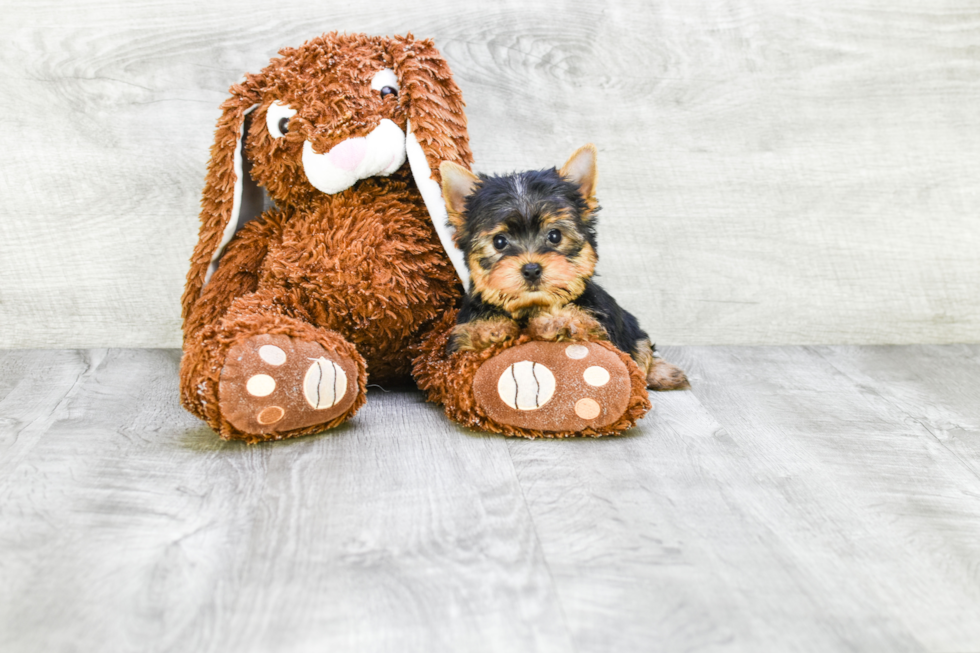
[1,346,979,653]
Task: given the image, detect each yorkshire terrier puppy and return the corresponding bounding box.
[439,145,689,391]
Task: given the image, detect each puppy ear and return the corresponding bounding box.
[181,75,268,323]
[439,161,479,229]
[389,34,473,286]
[559,144,598,201]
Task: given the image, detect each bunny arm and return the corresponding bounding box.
[183,208,284,342]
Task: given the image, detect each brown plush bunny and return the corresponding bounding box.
[181,32,651,442]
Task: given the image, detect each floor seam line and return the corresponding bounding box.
[503,439,579,653]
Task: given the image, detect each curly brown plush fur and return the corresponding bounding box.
[180,33,471,442]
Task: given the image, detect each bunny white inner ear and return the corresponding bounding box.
[406,120,470,287]
[205,103,273,285]
[370,68,399,92]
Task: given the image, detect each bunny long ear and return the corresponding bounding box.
[389,35,474,287]
[181,79,270,323]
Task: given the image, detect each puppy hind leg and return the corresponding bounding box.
[633,338,690,391]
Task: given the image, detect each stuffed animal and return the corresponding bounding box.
[180,32,652,442]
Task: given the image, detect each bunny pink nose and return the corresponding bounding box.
[328,138,367,171]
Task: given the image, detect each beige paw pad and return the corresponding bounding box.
[246,374,276,397]
[497,361,556,411]
[565,344,589,360]
[574,398,601,419]
[583,366,610,387]
[257,406,284,425]
[258,345,286,366]
[303,357,348,410]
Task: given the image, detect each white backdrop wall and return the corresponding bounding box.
[1,0,978,347]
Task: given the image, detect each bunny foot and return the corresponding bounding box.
[471,341,638,434]
[218,333,362,436]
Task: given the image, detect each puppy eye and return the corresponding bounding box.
[266,101,297,139]
[493,235,508,251]
[547,229,562,244]
[370,68,400,99]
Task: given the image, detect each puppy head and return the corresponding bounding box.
[440,145,600,314]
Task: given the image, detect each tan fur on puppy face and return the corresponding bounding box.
[470,245,597,315]
[466,205,598,317]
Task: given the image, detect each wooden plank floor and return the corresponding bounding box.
[1,346,978,653]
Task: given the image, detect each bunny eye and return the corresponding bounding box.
[266,101,297,139]
[370,68,400,98]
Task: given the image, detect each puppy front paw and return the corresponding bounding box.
[449,318,521,353]
[527,306,606,343]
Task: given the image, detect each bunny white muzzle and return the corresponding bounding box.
[302,119,407,195]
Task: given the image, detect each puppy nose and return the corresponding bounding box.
[328,138,367,171]
[521,263,542,282]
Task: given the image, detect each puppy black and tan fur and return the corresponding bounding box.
[440,145,689,391]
